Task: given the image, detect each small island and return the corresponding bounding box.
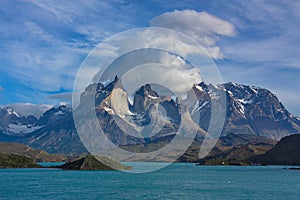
[59,155,132,170]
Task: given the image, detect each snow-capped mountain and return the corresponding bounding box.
[0,103,54,136]
[9,103,53,118]
[0,77,299,154]
[0,105,70,137]
[0,107,40,136]
[187,81,300,140]
[83,77,300,142]
[222,82,300,139]
[80,76,182,145]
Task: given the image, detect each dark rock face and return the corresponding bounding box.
[132,84,159,113]
[60,155,113,170]
[160,99,181,124]
[36,105,71,126]
[60,155,131,170]
[248,134,300,165]
[222,82,300,140]
[183,82,300,140]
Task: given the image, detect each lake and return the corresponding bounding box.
[0,163,300,199]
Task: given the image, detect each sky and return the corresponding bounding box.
[0,0,299,115]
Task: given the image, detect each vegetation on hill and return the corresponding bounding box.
[0,142,67,162]
[195,133,277,165]
[0,153,41,168]
[248,134,300,165]
[59,155,132,170]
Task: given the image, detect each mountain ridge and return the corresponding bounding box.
[0,79,299,155]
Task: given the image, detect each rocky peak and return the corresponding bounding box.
[222,82,300,139]
[104,75,123,91]
[2,107,20,117]
[224,82,290,121]
[132,84,159,113]
[37,105,71,126]
[193,82,209,92]
[0,106,40,136]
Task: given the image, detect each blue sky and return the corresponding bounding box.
[0,0,299,115]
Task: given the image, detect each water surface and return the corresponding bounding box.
[0,163,299,199]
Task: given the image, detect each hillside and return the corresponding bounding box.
[0,142,67,162]
[0,153,41,168]
[120,133,277,163]
[248,134,300,165]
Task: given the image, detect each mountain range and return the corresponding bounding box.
[0,77,299,156]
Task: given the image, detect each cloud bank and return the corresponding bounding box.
[9,103,53,118]
[0,0,299,115]
[150,10,236,59]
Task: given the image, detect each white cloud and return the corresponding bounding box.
[219,0,300,68]
[48,92,74,101]
[9,103,53,118]
[74,26,224,102]
[150,10,236,59]
[0,0,133,99]
[1,0,298,116]
[121,63,202,96]
[0,18,84,92]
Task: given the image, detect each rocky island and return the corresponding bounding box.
[59,155,131,170]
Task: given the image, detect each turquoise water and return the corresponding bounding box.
[0,163,300,199]
[38,162,65,167]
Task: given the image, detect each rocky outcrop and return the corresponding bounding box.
[60,155,131,170]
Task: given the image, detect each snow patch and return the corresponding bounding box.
[36,132,48,141]
[146,94,158,99]
[232,100,246,117]
[191,101,208,115]
[238,103,245,115]
[54,111,64,115]
[239,105,245,114]
[8,124,43,135]
[229,82,237,86]
[104,106,114,114]
[194,85,204,92]
[227,90,234,96]
[209,91,220,99]
[237,98,253,104]
[5,108,21,117]
[249,86,258,94]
